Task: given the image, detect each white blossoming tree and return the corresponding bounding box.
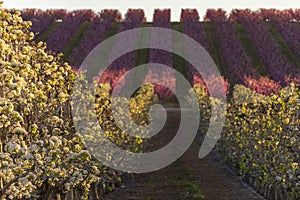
[0,2,106,199]
[0,3,159,199]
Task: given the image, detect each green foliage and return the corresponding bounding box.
[188,84,211,123]
[192,83,300,198]
[223,84,300,197]
[94,83,158,151]
[232,84,266,103]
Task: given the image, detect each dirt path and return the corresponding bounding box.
[103,110,265,200]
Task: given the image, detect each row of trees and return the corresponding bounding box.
[191,82,300,199]
[0,4,158,199]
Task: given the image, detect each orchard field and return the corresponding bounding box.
[0,3,299,200]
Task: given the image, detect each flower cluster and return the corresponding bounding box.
[222,84,299,198]
[0,4,157,199]
[230,9,300,86]
[192,83,300,198]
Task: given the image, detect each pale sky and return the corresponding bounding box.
[3,0,300,21]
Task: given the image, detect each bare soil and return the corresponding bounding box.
[103,110,265,200]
